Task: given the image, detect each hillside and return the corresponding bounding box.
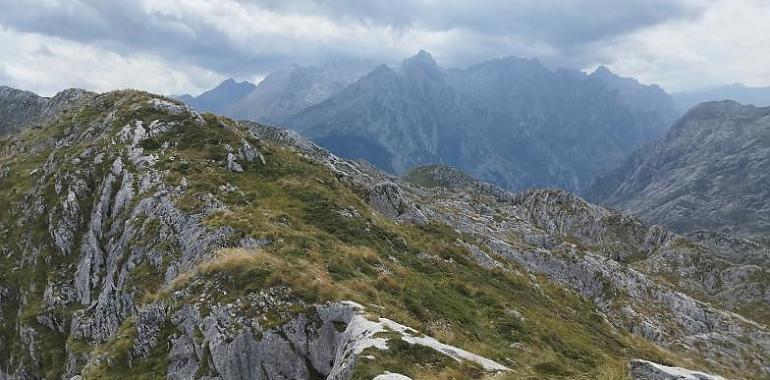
[0,90,766,379]
[587,100,770,237]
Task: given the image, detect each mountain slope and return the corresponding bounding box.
[0,90,765,379]
[587,100,770,236]
[589,65,679,138]
[0,86,91,135]
[285,53,464,174]
[284,52,679,192]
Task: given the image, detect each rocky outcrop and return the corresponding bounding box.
[367,182,427,224]
[630,359,727,380]
[163,295,507,380]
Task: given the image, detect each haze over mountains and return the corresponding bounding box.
[672,83,770,112]
[179,51,680,192]
[176,60,375,125]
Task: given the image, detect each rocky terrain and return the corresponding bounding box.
[0,88,765,380]
[0,86,91,136]
[180,51,679,192]
[587,100,770,237]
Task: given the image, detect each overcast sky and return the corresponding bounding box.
[0,0,768,96]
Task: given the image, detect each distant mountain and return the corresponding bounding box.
[284,51,679,192]
[672,83,770,112]
[284,52,463,173]
[227,60,375,124]
[176,60,375,124]
[590,66,679,138]
[175,79,256,115]
[0,86,93,135]
[0,86,48,135]
[587,100,770,237]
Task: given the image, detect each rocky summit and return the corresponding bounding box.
[587,100,770,237]
[0,88,766,380]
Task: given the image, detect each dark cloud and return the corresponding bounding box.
[249,0,703,47]
[0,0,706,78]
[0,1,274,75]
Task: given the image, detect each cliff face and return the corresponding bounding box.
[588,101,770,237]
[0,89,764,380]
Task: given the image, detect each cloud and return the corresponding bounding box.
[247,0,703,48]
[0,0,767,95]
[600,0,770,91]
[0,26,220,96]
[0,0,704,71]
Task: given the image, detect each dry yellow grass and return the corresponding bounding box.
[197,248,279,273]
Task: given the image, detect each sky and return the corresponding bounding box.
[0,0,768,96]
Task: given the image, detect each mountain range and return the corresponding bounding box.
[178,51,680,192]
[1,87,766,379]
[176,60,375,125]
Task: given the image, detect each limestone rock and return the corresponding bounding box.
[227,152,244,172]
[367,182,426,224]
[629,359,727,380]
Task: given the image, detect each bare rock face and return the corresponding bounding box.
[630,359,727,380]
[367,182,427,224]
[588,101,770,237]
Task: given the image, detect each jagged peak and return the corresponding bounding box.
[404,49,436,65]
[213,77,256,90]
[400,50,441,80]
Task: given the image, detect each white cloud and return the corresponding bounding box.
[600,0,770,91]
[0,26,222,96]
[0,0,767,95]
